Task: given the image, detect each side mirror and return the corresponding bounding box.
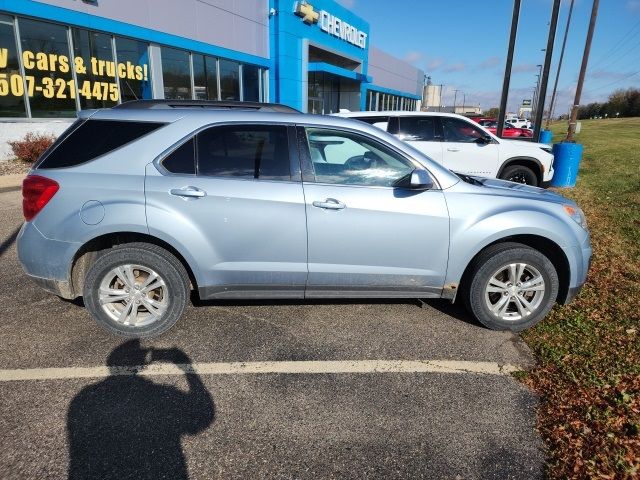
[409,168,433,190]
[477,134,492,144]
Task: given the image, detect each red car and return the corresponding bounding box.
[484,121,533,138]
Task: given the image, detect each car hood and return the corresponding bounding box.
[471,177,573,205]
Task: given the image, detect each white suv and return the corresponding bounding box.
[335,111,553,187]
[506,117,532,129]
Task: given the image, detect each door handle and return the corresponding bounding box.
[447,147,461,152]
[312,198,346,210]
[170,186,206,199]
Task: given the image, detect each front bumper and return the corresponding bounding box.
[17,222,80,299]
[559,235,592,304]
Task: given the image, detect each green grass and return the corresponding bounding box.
[521,118,640,478]
[548,118,640,259]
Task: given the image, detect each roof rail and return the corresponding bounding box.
[113,99,300,113]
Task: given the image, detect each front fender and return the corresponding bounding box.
[444,199,586,287]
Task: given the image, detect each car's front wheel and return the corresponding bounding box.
[500,164,538,186]
[463,242,559,331]
[83,243,190,337]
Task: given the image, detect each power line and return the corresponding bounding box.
[588,19,640,71]
[583,69,640,94]
[590,37,640,73]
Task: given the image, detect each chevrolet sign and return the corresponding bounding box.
[294,1,368,49]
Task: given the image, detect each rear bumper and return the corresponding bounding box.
[17,222,80,299]
[26,274,74,298]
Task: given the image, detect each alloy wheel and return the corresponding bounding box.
[98,264,168,327]
[484,263,546,321]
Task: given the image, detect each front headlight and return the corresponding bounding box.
[540,146,553,154]
[563,204,587,229]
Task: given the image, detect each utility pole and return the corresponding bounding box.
[462,93,466,113]
[439,84,444,111]
[546,0,575,129]
[497,0,521,138]
[453,89,459,112]
[567,0,599,141]
[533,0,561,142]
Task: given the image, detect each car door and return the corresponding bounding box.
[395,115,444,165]
[145,123,308,299]
[440,116,500,177]
[298,125,450,298]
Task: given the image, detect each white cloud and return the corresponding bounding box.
[443,62,466,73]
[427,58,444,71]
[627,0,640,13]
[403,51,423,64]
[476,57,501,71]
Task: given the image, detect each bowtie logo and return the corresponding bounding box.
[295,1,319,24]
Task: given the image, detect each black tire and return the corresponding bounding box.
[463,242,559,332]
[500,164,538,186]
[83,243,190,337]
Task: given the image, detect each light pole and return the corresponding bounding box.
[532,65,542,120]
[453,89,459,112]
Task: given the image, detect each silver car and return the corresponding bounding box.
[17,100,591,337]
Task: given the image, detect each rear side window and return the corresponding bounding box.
[196,125,290,180]
[398,117,438,141]
[38,120,165,169]
[162,138,196,175]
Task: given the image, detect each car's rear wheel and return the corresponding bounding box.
[500,164,538,186]
[83,243,189,337]
[463,242,559,331]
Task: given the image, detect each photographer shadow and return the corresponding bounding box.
[67,340,215,480]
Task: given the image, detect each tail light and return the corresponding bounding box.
[22,175,59,221]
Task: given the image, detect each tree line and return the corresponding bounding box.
[577,87,640,119]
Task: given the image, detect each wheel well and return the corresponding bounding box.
[70,232,198,298]
[499,158,543,185]
[458,234,570,303]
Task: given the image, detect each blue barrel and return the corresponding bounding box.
[551,142,583,187]
[540,129,553,144]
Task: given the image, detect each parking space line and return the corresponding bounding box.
[0,359,521,382]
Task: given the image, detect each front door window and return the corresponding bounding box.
[305,128,414,187]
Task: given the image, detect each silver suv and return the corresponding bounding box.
[17,101,591,337]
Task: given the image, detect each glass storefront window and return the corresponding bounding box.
[219,59,239,101]
[115,37,151,102]
[19,18,76,117]
[72,28,117,109]
[242,64,260,102]
[0,14,26,117]
[193,54,218,100]
[161,46,191,100]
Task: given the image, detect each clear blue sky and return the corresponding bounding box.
[337,0,640,113]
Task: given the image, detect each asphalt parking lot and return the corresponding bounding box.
[0,188,544,479]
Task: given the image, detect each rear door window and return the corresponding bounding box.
[37,120,165,169]
[196,125,290,180]
[441,117,485,143]
[352,116,391,132]
[397,116,439,141]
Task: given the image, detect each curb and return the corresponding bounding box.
[0,173,26,192]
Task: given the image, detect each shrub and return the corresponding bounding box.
[8,132,56,164]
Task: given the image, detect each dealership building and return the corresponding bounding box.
[0,0,424,125]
